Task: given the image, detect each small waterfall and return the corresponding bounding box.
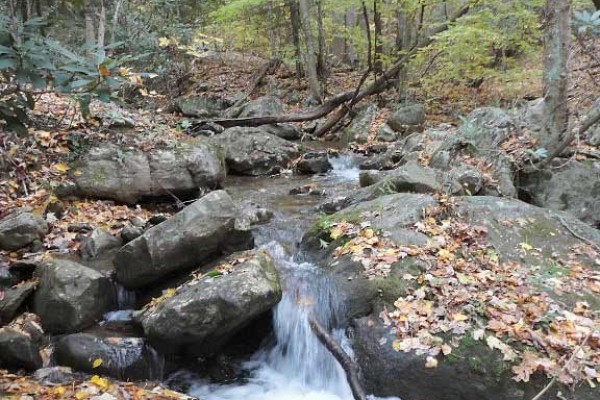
[187,242,353,400]
[328,153,361,181]
[115,283,136,309]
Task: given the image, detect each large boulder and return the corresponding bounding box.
[519,160,600,227]
[387,103,426,136]
[307,193,600,400]
[296,151,332,175]
[33,260,116,333]
[344,104,378,143]
[210,127,300,176]
[54,333,164,380]
[430,107,518,197]
[72,141,225,204]
[135,250,282,356]
[79,228,121,260]
[0,209,47,251]
[175,95,230,118]
[114,190,253,288]
[0,314,44,371]
[232,96,284,118]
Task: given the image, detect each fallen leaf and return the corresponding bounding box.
[425,356,438,368]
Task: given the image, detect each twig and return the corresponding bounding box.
[530,327,596,400]
[555,215,600,252]
[309,317,367,400]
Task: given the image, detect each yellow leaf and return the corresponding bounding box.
[119,67,131,77]
[89,375,109,391]
[362,228,374,239]
[158,37,171,47]
[53,163,70,173]
[73,169,83,176]
[329,226,345,240]
[139,88,149,96]
[75,391,88,400]
[520,242,533,252]
[92,358,103,368]
[392,339,402,352]
[425,356,438,368]
[53,386,67,396]
[452,313,469,322]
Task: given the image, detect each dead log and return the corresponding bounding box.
[203,3,472,136]
[308,317,367,400]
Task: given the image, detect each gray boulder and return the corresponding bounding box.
[121,225,144,244]
[430,107,518,197]
[175,95,230,118]
[519,161,600,226]
[80,228,121,260]
[263,124,302,140]
[0,209,47,251]
[135,250,282,356]
[114,190,253,288]
[0,281,36,325]
[296,151,332,175]
[33,259,116,333]
[73,141,225,204]
[375,124,399,142]
[54,333,164,380]
[0,314,44,371]
[235,96,284,118]
[210,127,299,176]
[387,103,425,136]
[344,104,378,143]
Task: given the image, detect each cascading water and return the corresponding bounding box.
[187,241,353,400]
[183,153,398,400]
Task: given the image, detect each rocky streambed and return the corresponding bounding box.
[1,97,599,400]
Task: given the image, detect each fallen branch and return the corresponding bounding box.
[204,3,472,135]
[308,317,366,400]
[530,327,596,400]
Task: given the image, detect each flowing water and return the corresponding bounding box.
[180,154,398,400]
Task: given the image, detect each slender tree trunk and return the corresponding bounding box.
[20,0,28,21]
[298,0,322,102]
[346,8,359,67]
[542,0,572,149]
[593,0,600,10]
[374,0,383,73]
[85,0,96,55]
[97,0,106,53]
[316,0,327,85]
[110,0,124,46]
[287,0,304,78]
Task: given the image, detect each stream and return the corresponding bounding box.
[167,155,398,400]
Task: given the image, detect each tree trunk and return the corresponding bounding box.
[542,0,572,149]
[85,0,96,56]
[287,0,304,79]
[20,0,28,21]
[298,0,323,103]
[374,0,383,73]
[316,0,327,84]
[97,0,106,56]
[110,0,124,46]
[593,0,600,10]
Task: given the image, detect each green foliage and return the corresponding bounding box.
[0,14,141,134]
[415,0,543,91]
[573,9,600,37]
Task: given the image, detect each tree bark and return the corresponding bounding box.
[298,0,323,103]
[309,318,367,400]
[110,0,124,47]
[542,0,571,149]
[316,0,327,85]
[97,0,106,55]
[85,0,96,56]
[593,0,600,10]
[374,0,383,73]
[287,0,304,79]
